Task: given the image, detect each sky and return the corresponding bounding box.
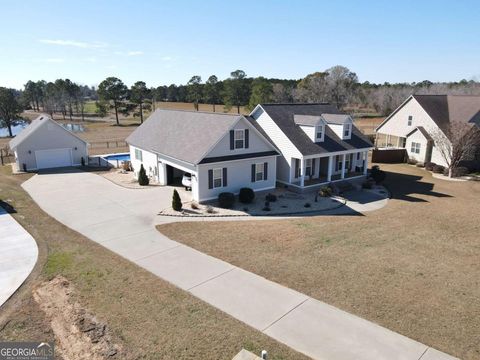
[1,0,479,89]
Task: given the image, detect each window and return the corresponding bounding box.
[408,115,413,126]
[234,130,245,149]
[135,148,142,161]
[411,142,421,154]
[335,155,343,171]
[316,125,324,141]
[345,155,351,170]
[305,159,312,176]
[255,163,265,181]
[213,168,223,188]
[343,123,351,137]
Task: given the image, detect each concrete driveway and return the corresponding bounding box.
[22,170,456,360]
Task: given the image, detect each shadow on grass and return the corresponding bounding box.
[0,200,16,213]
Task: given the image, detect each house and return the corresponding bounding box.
[9,115,88,171]
[249,103,374,190]
[126,109,279,202]
[375,95,480,166]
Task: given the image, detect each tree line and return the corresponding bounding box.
[2,65,480,134]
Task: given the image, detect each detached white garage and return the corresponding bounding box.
[9,115,88,171]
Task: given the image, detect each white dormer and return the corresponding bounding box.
[321,113,353,140]
[294,114,326,143]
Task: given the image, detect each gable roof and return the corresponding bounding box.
[321,113,351,125]
[126,109,277,165]
[257,103,373,155]
[377,94,480,135]
[9,114,87,150]
[406,126,433,141]
[294,114,323,126]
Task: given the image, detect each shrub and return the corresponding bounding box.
[451,166,469,177]
[239,188,255,204]
[190,202,199,210]
[81,157,85,166]
[407,158,418,165]
[218,192,235,208]
[172,189,182,211]
[416,162,425,168]
[425,162,436,171]
[319,186,333,197]
[265,193,277,202]
[432,164,445,174]
[122,160,132,171]
[370,165,386,184]
[304,202,311,208]
[206,205,216,214]
[138,164,149,186]
[362,181,373,189]
[262,205,271,211]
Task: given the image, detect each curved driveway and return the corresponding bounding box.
[22,170,455,360]
[0,207,38,307]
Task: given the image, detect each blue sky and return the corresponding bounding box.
[1,0,479,89]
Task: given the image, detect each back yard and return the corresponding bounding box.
[160,163,480,360]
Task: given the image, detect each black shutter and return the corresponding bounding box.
[312,158,316,177]
[244,129,249,148]
[251,164,256,182]
[264,162,268,180]
[230,130,234,150]
[294,159,299,178]
[223,168,227,187]
[208,169,213,189]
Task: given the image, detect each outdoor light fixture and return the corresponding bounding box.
[74,147,77,150]
[28,150,31,154]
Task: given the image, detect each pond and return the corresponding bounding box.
[0,121,85,137]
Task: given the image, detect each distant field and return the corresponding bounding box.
[353,117,384,135]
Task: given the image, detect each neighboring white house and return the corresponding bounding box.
[126,109,279,202]
[249,103,374,190]
[9,114,88,171]
[375,95,480,167]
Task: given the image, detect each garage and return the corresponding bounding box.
[35,148,73,169]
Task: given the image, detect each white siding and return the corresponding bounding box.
[15,120,87,170]
[205,117,274,158]
[405,131,428,163]
[431,145,448,167]
[252,107,302,183]
[299,125,316,142]
[129,145,159,181]
[197,156,276,202]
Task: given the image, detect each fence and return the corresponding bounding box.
[0,147,14,166]
[89,141,128,149]
[372,148,407,163]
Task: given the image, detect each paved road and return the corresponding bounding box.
[0,207,38,307]
[22,171,456,360]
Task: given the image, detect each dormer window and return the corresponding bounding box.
[343,123,351,138]
[316,125,324,141]
[408,115,413,126]
[234,130,245,149]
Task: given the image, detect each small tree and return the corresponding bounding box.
[97,77,128,125]
[431,121,480,177]
[172,189,182,211]
[0,87,24,137]
[138,164,149,186]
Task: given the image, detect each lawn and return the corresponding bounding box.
[159,163,480,360]
[0,165,307,360]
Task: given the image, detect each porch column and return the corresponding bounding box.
[363,151,368,175]
[300,158,305,187]
[341,153,346,179]
[327,155,333,182]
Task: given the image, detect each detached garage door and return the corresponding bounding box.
[35,148,73,169]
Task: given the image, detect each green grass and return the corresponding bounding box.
[43,251,73,278]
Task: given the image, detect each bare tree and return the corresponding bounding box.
[430,121,480,177]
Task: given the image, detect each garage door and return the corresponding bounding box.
[35,148,73,169]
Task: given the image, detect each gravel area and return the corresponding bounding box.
[99,169,159,189]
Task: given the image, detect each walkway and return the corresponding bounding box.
[22,170,456,360]
[0,207,38,307]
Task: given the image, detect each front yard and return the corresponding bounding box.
[159,163,480,360]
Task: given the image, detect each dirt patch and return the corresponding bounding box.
[33,276,121,360]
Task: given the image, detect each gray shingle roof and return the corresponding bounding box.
[126,109,243,164]
[293,114,323,126]
[258,103,373,155]
[406,126,433,141]
[321,113,351,124]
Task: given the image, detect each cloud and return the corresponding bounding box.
[39,39,108,49]
[127,51,143,56]
[83,57,97,63]
[43,58,65,63]
[161,56,172,61]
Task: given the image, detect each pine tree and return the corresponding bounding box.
[172,189,182,211]
[138,164,149,186]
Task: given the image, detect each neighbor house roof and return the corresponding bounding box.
[126,109,277,165]
[9,114,87,150]
[257,103,373,156]
[406,126,433,141]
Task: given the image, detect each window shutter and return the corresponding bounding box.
[223,168,227,187]
[294,159,299,178]
[244,129,249,148]
[230,130,234,150]
[264,162,268,180]
[251,164,256,182]
[208,169,213,189]
[312,158,316,176]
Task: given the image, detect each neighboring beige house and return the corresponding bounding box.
[126,109,279,202]
[9,115,88,171]
[376,95,480,167]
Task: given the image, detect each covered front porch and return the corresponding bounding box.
[289,150,369,188]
